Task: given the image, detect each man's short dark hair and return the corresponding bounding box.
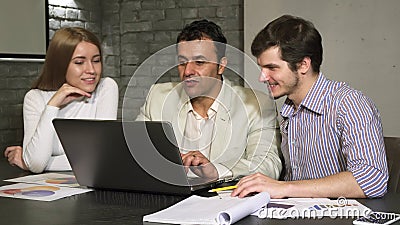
[251,15,323,73]
[177,19,227,61]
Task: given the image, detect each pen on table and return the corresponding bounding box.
[208,185,238,193]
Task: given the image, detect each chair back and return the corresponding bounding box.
[384,137,400,193]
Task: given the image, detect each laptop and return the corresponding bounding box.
[52,119,221,195]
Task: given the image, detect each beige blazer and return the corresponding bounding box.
[136,78,282,179]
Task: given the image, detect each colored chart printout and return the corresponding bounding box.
[0,183,92,201]
[5,173,80,187]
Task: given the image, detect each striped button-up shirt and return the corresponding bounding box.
[280,73,388,198]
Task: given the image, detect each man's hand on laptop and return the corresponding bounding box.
[181,151,218,179]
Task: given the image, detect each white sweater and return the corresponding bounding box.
[22,77,119,173]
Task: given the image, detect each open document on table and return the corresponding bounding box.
[143,192,270,225]
[144,191,372,224]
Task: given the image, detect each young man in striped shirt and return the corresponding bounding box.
[232,15,388,199]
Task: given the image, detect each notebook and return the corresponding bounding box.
[52,119,220,195]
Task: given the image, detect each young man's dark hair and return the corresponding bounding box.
[251,15,323,73]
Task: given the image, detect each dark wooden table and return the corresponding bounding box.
[1,158,399,225]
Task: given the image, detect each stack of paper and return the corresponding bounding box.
[143,192,270,225]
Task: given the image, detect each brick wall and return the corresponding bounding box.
[0,0,244,151]
[0,63,41,150]
[48,0,102,37]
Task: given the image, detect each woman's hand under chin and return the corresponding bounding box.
[48,83,92,108]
